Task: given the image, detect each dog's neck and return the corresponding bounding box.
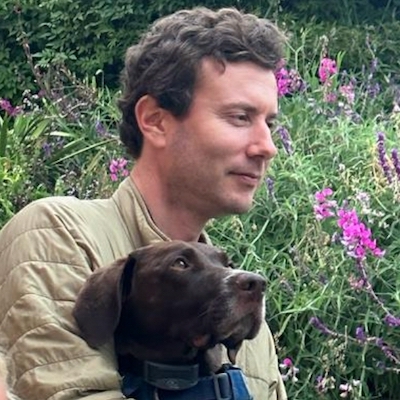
[116,339,223,376]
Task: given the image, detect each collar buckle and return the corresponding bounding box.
[143,360,199,391]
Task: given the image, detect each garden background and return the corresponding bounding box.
[1,0,400,398]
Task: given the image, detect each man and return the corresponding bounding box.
[0,7,287,400]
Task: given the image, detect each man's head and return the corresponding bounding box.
[118,7,285,159]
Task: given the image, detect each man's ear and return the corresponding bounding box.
[72,254,136,348]
[135,95,168,149]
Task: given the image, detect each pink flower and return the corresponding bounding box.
[279,357,299,383]
[282,358,293,367]
[315,188,333,203]
[339,83,355,104]
[275,66,305,97]
[314,191,385,260]
[109,157,129,181]
[324,91,338,103]
[314,204,335,220]
[318,57,338,85]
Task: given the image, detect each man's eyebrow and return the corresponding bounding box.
[267,112,278,120]
[222,102,278,118]
[222,102,257,112]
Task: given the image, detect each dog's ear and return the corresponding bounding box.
[73,254,136,348]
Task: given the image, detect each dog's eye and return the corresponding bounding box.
[172,257,189,269]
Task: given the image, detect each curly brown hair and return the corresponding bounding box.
[118,7,285,159]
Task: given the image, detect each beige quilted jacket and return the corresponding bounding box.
[0,178,287,400]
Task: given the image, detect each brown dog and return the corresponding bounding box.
[73,241,266,397]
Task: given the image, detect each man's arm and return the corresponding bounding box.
[0,202,126,400]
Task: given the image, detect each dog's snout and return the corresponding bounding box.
[235,272,266,294]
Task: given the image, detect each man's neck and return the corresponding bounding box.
[130,170,206,242]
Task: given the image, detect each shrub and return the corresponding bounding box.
[2,12,400,399]
[1,1,400,99]
[208,54,400,398]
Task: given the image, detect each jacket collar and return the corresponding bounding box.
[111,178,209,248]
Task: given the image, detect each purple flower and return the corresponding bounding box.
[95,120,111,137]
[376,131,393,185]
[309,317,332,335]
[391,148,400,182]
[355,326,367,342]
[375,338,397,362]
[277,125,293,155]
[42,142,52,158]
[367,82,380,98]
[265,176,275,199]
[41,138,65,158]
[0,98,22,117]
[370,58,378,76]
[275,66,305,97]
[109,157,130,181]
[384,314,400,327]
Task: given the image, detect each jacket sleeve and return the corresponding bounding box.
[236,321,288,400]
[0,201,129,400]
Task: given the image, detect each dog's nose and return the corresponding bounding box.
[235,272,266,294]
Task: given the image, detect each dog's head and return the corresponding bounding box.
[73,241,266,368]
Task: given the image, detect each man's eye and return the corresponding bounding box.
[267,120,276,130]
[229,114,249,126]
[236,114,248,120]
[226,261,236,269]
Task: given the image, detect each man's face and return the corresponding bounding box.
[164,59,278,220]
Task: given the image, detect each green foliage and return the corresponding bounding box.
[1,0,400,100]
[0,75,125,226]
[2,3,400,398]
[281,0,400,25]
[283,19,400,81]
[207,57,400,398]
[0,0,243,99]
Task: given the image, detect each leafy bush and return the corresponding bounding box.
[0,71,125,227]
[208,55,400,398]
[1,0,400,99]
[2,10,400,399]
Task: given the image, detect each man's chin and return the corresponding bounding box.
[231,195,256,213]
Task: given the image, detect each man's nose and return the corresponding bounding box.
[246,122,277,160]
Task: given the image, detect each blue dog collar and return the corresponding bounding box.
[122,363,254,400]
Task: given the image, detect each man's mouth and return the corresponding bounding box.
[230,172,262,186]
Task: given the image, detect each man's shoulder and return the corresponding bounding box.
[0,195,113,245]
[3,196,85,229]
